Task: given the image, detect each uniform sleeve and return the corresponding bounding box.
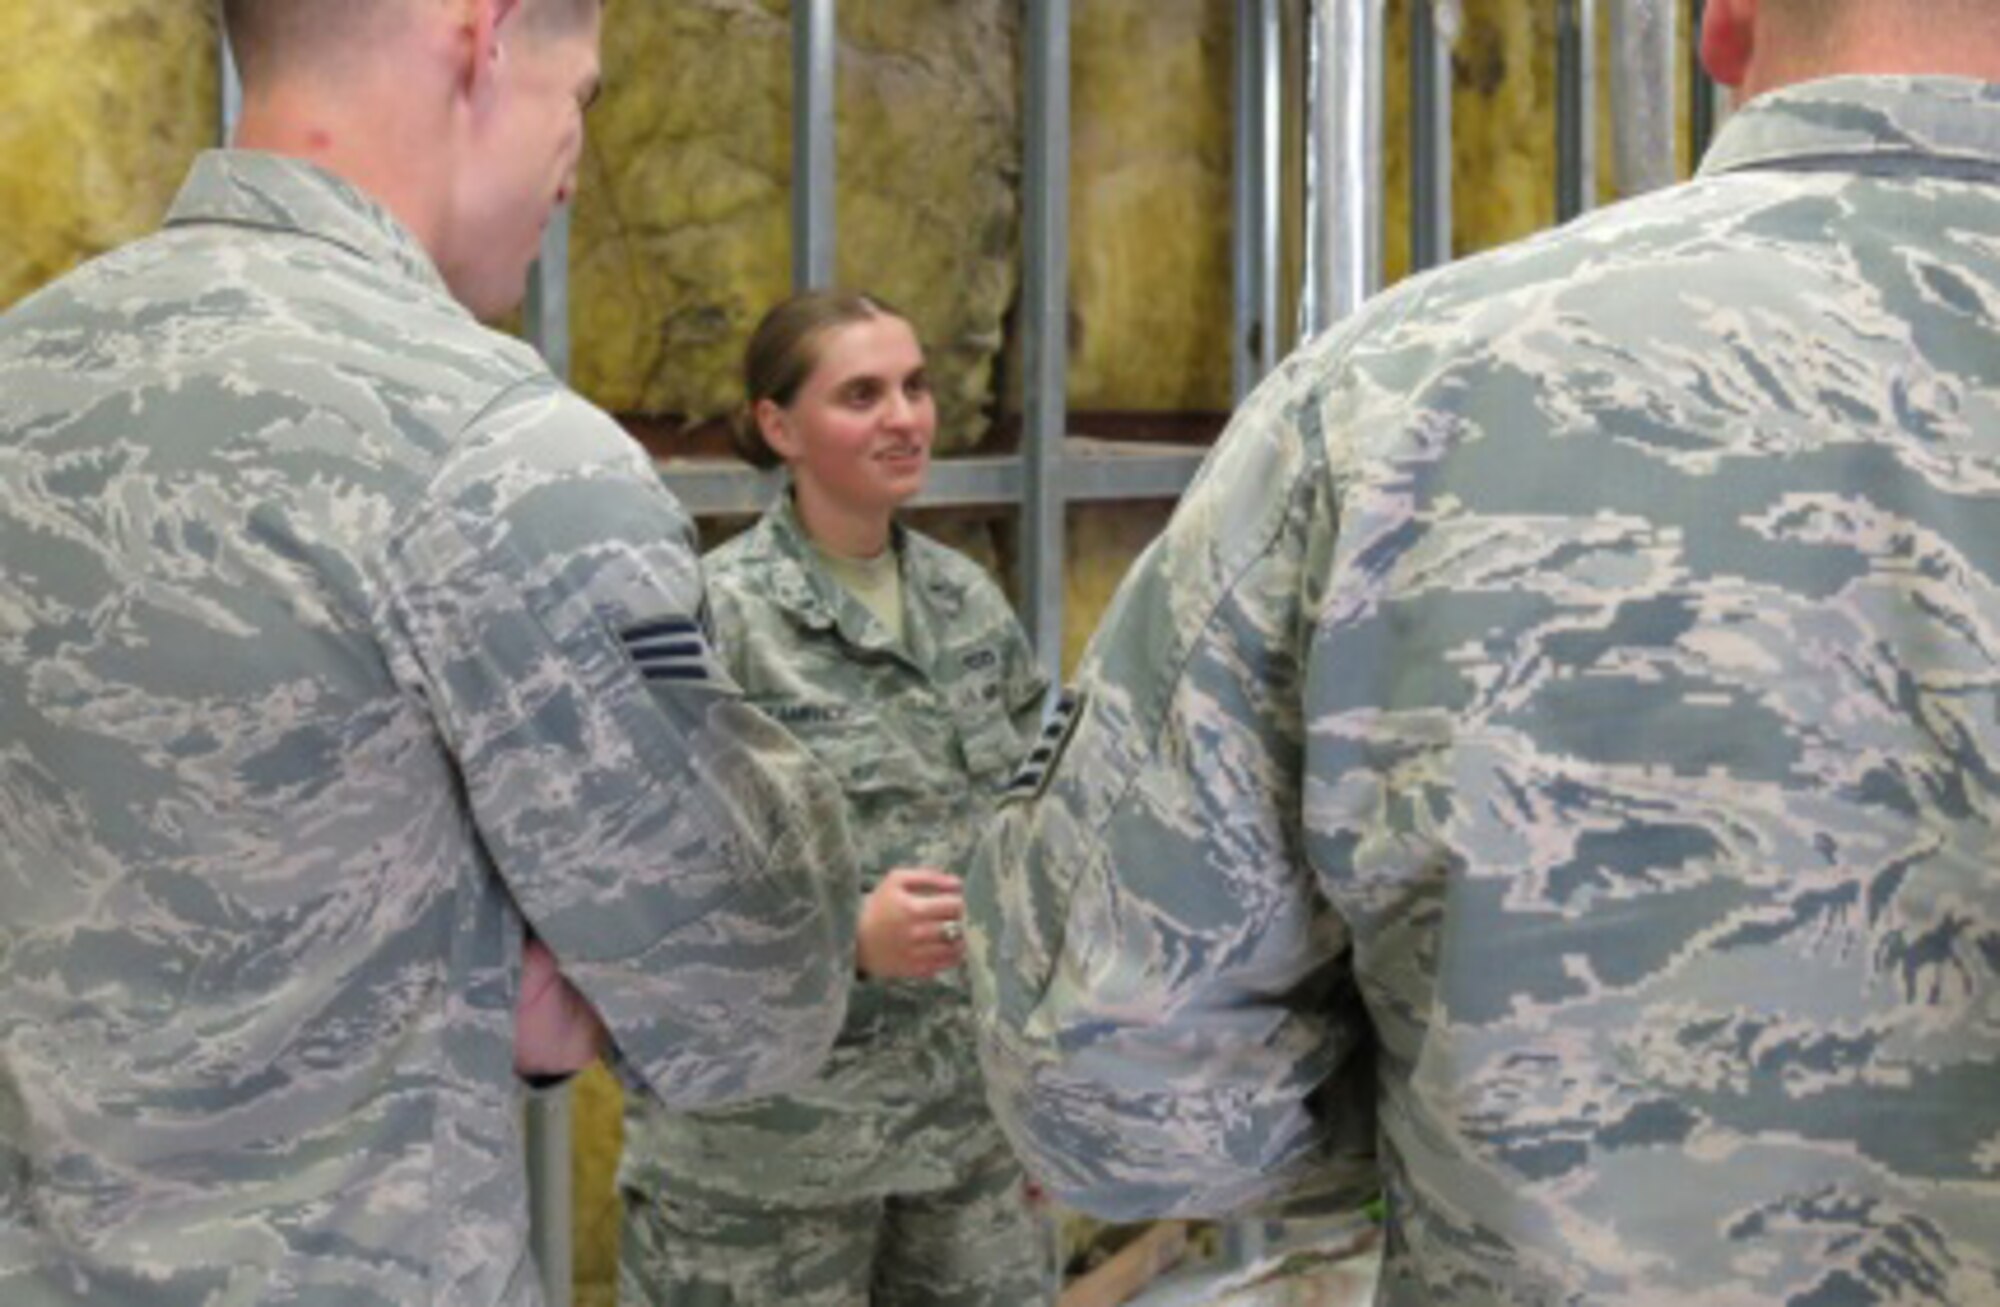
[966,355,1377,1221]
[379,378,857,1109]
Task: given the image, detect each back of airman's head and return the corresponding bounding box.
[734,290,910,471]
[221,0,606,322]
[221,0,602,91]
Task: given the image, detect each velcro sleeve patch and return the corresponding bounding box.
[620,616,722,689]
[1001,687,1083,804]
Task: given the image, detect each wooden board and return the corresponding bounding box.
[1059,1222,1191,1307]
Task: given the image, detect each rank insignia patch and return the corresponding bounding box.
[1002,688,1083,803]
[621,616,720,688]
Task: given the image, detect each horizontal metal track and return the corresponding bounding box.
[660,438,1208,516]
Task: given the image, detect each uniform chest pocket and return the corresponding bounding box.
[941,652,1031,789]
[958,708,1027,791]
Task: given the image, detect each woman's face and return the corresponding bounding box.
[763,314,935,523]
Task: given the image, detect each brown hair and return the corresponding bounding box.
[732,289,909,471]
[221,0,378,85]
[221,0,600,88]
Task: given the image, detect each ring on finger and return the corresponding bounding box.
[940,920,964,944]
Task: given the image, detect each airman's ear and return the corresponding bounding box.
[1701,0,1758,88]
[460,0,522,98]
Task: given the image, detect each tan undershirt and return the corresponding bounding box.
[813,541,905,644]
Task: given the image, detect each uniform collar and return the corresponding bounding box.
[1701,76,2000,180]
[755,490,910,656]
[163,150,459,304]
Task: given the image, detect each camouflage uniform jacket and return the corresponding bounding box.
[969,77,2000,1304]
[0,152,858,1307]
[624,493,1047,1205]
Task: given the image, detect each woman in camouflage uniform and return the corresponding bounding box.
[618,290,1056,1307]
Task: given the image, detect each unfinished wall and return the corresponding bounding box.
[1068,2,1237,415]
[0,1,213,309]
[571,0,1020,451]
[2,2,1606,1303]
[1451,0,1561,255]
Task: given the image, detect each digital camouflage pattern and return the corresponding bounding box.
[969,77,2000,1305]
[622,493,1053,1303]
[0,152,858,1307]
[619,1142,1048,1307]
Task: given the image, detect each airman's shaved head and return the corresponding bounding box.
[221,0,601,89]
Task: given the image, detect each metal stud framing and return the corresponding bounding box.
[1019,0,1072,683]
[524,1086,573,1307]
[1233,0,1285,403]
[1557,0,1598,222]
[1306,0,1386,335]
[793,0,838,290]
[220,36,242,145]
[1610,0,1679,198]
[1410,0,1457,273]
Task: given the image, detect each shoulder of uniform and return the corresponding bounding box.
[1316,178,1722,360]
[459,375,640,466]
[407,377,674,540]
[902,527,990,587]
[703,516,782,581]
[469,322,555,384]
[703,528,810,633]
[700,541,801,652]
[903,528,1014,611]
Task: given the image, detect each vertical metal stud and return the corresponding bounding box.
[1259,0,1290,370]
[526,209,574,381]
[1258,0,1287,372]
[220,34,243,146]
[1556,0,1597,223]
[1233,0,1264,402]
[1410,0,1457,272]
[1305,0,1386,335]
[1020,0,1070,685]
[523,1089,573,1307]
[1609,0,1677,197]
[1233,0,1285,402]
[793,0,838,290]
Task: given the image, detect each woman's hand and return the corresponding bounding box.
[857,867,965,980]
[515,935,608,1078]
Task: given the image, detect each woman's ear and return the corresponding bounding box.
[755,398,800,462]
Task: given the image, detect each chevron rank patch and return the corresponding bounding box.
[1002,687,1083,804]
[620,615,721,689]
